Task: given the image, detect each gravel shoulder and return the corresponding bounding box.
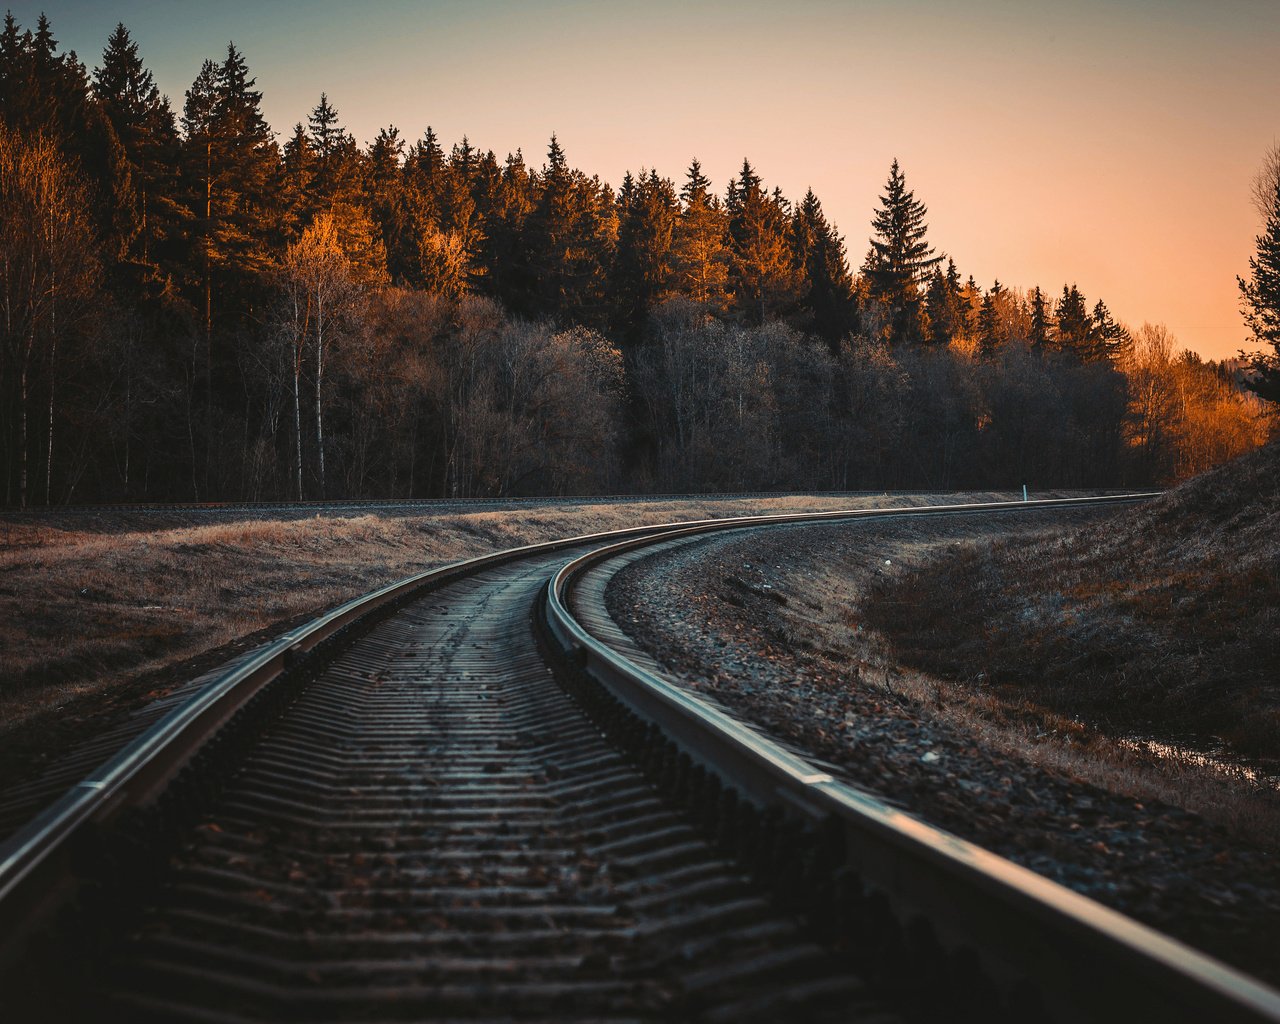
[604,509,1280,986]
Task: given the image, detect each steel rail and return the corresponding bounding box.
[0,487,1122,517]
[544,497,1280,1024]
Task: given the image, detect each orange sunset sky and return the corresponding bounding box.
[14,0,1280,360]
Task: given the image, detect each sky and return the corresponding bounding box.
[9,0,1280,360]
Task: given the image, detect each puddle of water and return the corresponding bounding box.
[1120,736,1280,792]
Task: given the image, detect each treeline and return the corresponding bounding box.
[0,15,1272,505]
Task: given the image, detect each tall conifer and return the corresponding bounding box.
[1054,284,1104,362]
[671,158,731,311]
[1239,179,1280,401]
[93,23,180,269]
[863,159,940,343]
[726,158,799,324]
[1028,285,1050,350]
[793,188,855,344]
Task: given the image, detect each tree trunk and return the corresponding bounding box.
[44,288,56,506]
[203,143,212,497]
[186,335,200,500]
[314,294,326,498]
[123,372,131,495]
[293,359,304,502]
[18,355,29,509]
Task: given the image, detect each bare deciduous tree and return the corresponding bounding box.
[1251,141,1280,224]
[0,125,98,507]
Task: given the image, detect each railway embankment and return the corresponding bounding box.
[604,493,1280,986]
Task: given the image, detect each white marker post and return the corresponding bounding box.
[1022,484,1028,502]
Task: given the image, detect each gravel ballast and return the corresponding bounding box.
[604,510,1280,986]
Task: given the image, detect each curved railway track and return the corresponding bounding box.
[0,487,1115,520]
[2,495,1277,1022]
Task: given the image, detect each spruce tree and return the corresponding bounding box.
[681,158,712,207]
[407,127,445,185]
[179,42,281,492]
[281,122,315,232]
[301,93,385,284]
[1092,298,1131,362]
[208,42,279,282]
[923,257,963,346]
[390,128,446,285]
[793,188,855,344]
[21,14,89,141]
[863,159,941,343]
[725,158,799,324]
[1239,178,1280,401]
[0,13,25,120]
[523,135,614,324]
[977,281,1002,356]
[365,125,404,275]
[1054,284,1104,362]
[1028,285,1050,350]
[671,158,731,311]
[612,168,678,333]
[480,148,535,307]
[93,23,181,269]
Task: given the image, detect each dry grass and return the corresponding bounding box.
[0,494,950,747]
[867,439,1280,760]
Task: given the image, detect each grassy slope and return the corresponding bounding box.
[867,441,1280,755]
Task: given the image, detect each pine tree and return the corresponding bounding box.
[92,23,181,269]
[179,43,281,493]
[977,281,1002,356]
[1028,285,1050,350]
[437,135,485,283]
[1054,284,1105,362]
[1239,178,1280,401]
[725,158,799,324]
[1091,298,1131,362]
[302,93,386,285]
[0,13,26,120]
[923,258,963,346]
[281,122,315,234]
[612,168,678,332]
[479,148,535,306]
[365,125,404,274]
[523,135,615,324]
[670,158,731,311]
[793,188,855,344]
[863,158,941,342]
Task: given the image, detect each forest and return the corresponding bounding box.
[0,14,1274,506]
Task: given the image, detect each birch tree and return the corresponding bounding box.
[278,213,356,498]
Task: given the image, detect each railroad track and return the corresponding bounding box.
[2,495,1276,1022]
[0,487,1112,519]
